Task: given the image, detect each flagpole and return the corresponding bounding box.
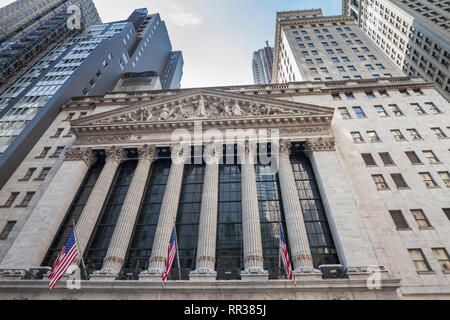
[173,218,182,280]
[72,219,88,280]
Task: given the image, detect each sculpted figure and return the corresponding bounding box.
[219,100,232,118]
[159,106,171,121]
[232,101,242,116]
[194,97,208,117]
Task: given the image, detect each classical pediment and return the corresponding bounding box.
[71,89,334,130]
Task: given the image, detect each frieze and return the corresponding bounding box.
[74,135,131,145]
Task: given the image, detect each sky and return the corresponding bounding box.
[0,0,342,88]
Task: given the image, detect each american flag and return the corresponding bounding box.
[49,229,78,291]
[279,224,296,287]
[162,227,177,288]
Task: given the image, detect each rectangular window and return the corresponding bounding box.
[389,210,410,229]
[366,91,375,98]
[37,147,51,158]
[375,105,388,117]
[0,221,16,240]
[408,249,432,272]
[18,192,35,207]
[345,92,355,99]
[419,172,438,188]
[51,128,64,138]
[432,248,450,273]
[372,175,389,191]
[351,132,364,143]
[426,102,441,114]
[362,153,377,166]
[379,153,395,166]
[388,104,403,116]
[411,103,426,115]
[407,129,422,140]
[51,147,65,158]
[405,151,422,165]
[353,107,366,118]
[367,131,381,143]
[391,174,409,189]
[444,208,450,221]
[411,209,432,228]
[422,151,440,164]
[431,128,447,139]
[2,192,19,208]
[338,107,351,119]
[391,130,406,141]
[20,168,37,181]
[36,167,51,181]
[438,172,450,188]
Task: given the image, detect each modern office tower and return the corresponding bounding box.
[273,9,404,83]
[344,0,450,101]
[161,51,184,89]
[0,8,183,189]
[252,41,274,84]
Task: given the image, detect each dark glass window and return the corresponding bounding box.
[122,158,171,278]
[216,158,243,280]
[290,146,339,267]
[255,163,289,279]
[42,158,105,267]
[170,163,205,280]
[83,159,137,273]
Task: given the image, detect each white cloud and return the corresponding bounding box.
[167,5,203,26]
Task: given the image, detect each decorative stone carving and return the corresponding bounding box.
[306,137,336,153]
[278,139,292,155]
[64,147,96,166]
[137,144,158,162]
[74,135,130,145]
[105,146,126,162]
[279,127,331,136]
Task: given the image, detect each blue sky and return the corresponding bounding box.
[1,0,342,88]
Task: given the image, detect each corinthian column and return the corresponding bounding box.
[92,145,157,280]
[239,141,268,281]
[277,140,315,273]
[74,146,125,264]
[140,144,188,281]
[190,143,220,281]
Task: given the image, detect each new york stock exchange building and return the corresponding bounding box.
[0,73,449,300]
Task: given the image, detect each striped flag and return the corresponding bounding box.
[49,229,78,291]
[162,227,177,288]
[279,224,296,287]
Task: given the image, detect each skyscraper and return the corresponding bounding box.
[343,0,450,101]
[252,41,274,84]
[0,8,183,189]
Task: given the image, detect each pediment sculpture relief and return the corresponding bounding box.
[95,96,309,125]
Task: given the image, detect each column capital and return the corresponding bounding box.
[137,144,158,162]
[105,146,126,162]
[64,147,96,166]
[306,137,335,154]
[278,139,292,155]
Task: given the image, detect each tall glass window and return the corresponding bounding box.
[216,154,243,280]
[83,158,137,273]
[170,162,205,280]
[122,157,171,278]
[42,158,105,268]
[255,162,289,279]
[290,145,339,267]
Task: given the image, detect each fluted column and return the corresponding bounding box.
[277,140,315,273]
[239,141,268,280]
[93,145,157,279]
[190,143,220,281]
[140,144,188,280]
[74,146,126,264]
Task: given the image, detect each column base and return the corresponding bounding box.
[189,269,217,282]
[241,268,269,281]
[139,269,163,282]
[89,269,118,282]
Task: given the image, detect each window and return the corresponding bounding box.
[51,147,65,158]
[391,174,409,189]
[372,175,389,190]
[432,249,450,273]
[411,103,426,115]
[366,64,375,71]
[65,112,75,121]
[390,130,405,141]
[379,90,389,97]
[408,249,432,272]
[18,192,35,207]
[375,105,388,117]
[0,222,16,240]
[389,210,410,230]
[345,92,355,99]
[411,209,432,228]
[359,55,366,61]
[36,167,51,181]
[51,128,64,138]
[21,168,37,181]
[419,172,439,188]
[332,57,339,63]
[332,93,341,100]
[351,132,364,143]
[366,91,375,98]
[431,128,447,139]
[337,66,345,72]
[353,107,366,118]
[399,89,410,96]
[438,172,450,188]
[422,151,440,164]
[389,104,403,116]
[444,208,450,221]
[405,151,422,165]
[348,65,356,71]
[367,131,381,143]
[37,147,51,158]
[379,153,395,166]
[2,192,19,208]
[407,129,422,140]
[426,102,441,114]
[362,153,377,166]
